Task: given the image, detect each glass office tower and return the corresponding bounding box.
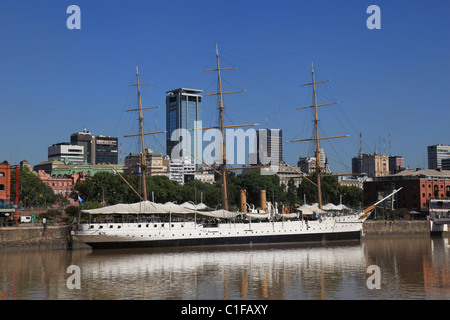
[166,88,203,168]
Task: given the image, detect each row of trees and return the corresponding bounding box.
[9,165,363,211]
[71,170,363,210]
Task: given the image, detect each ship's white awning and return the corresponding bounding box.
[81,201,195,215]
[296,203,350,214]
[196,209,242,219]
[322,203,351,211]
[175,201,209,210]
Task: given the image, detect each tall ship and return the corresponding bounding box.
[72,48,400,249]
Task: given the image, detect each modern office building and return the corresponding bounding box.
[71,130,94,164]
[428,144,450,169]
[248,129,282,166]
[93,135,118,164]
[389,156,405,174]
[48,143,84,164]
[169,157,196,185]
[352,155,363,177]
[166,88,203,168]
[70,130,118,164]
[443,159,450,170]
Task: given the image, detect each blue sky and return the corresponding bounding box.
[0,0,449,173]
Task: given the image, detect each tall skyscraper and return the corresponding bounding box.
[248,129,282,166]
[428,144,450,169]
[166,88,203,167]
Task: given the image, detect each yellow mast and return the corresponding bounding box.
[311,63,323,208]
[201,45,253,210]
[288,63,348,209]
[216,46,228,210]
[136,67,148,201]
[125,66,164,201]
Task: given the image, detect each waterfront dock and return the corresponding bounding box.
[362,220,430,236]
[0,220,441,249]
[0,225,74,249]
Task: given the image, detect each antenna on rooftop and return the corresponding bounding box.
[389,132,391,156]
[359,132,363,156]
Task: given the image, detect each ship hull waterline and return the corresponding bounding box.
[73,219,364,250]
[82,231,361,249]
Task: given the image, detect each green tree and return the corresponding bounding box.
[181,179,221,207]
[234,170,285,208]
[298,172,319,205]
[40,209,62,222]
[285,178,299,206]
[73,172,142,206]
[340,185,363,208]
[146,175,182,204]
[65,205,81,219]
[299,172,363,208]
[11,166,55,207]
[322,174,341,205]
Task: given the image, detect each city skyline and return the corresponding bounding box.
[0,1,448,173]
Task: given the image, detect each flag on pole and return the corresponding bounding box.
[78,195,83,204]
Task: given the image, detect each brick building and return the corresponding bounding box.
[37,170,87,205]
[0,162,12,205]
[364,169,450,212]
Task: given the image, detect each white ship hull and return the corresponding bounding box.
[428,199,450,234]
[430,219,450,234]
[73,214,364,249]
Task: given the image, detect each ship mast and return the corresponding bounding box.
[124,66,165,201]
[289,63,348,209]
[216,46,228,210]
[311,63,323,208]
[201,45,256,210]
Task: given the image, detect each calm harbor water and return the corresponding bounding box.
[0,235,449,300]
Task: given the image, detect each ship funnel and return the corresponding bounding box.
[260,190,267,213]
[240,190,247,212]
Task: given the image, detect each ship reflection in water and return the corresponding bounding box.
[0,236,448,300]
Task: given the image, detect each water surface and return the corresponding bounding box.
[0,235,448,300]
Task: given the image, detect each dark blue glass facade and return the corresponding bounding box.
[166,89,202,167]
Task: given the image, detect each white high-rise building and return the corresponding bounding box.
[48,143,84,164]
[169,157,196,185]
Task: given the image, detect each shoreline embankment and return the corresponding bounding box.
[0,225,75,249]
[362,220,430,236]
[0,220,442,249]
